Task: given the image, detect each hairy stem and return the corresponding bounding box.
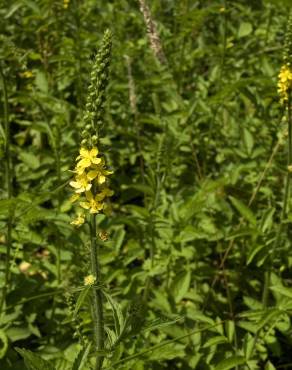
[90,213,104,370]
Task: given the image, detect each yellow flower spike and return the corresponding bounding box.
[70,173,92,193]
[278,64,292,103]
[70,213,85,227]
[84,274,96,286]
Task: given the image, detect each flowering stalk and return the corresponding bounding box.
[69,30,112,370]
[262,13,292,307]
[138,0,167,65]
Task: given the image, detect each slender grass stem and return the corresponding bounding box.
[0,64,12,318]
[90,213,104,370]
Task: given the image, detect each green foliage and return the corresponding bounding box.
[0,0,292,369]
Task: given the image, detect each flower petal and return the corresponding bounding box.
[70,181,81,189]
[77,158,91,169]
[90,148,98,157]
[80,148,90,157]
[92,157,102,165]
[98,175,106,184]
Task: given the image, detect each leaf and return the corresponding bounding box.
[5,2,22,18]
[238,22,253,38]
[247,245,266,265]
[270,285,292,299]
[74,286,91,318]
[171,270,191,303]
[243,128,254,155]
[214,356,246,370]
[104,292,124,337]
[148,343,185,361]
[203,335,228,348]
[144,316,182,333]
[0,330,8,359]
[255,309,280,331]
[72,343,92,370]
[15,348,54,370]
[35,70,48,93]
[265,361,276,370]
[225,320,235,343]
[229,196,256,225]
[18,152,40,170]
[6,327,31,342]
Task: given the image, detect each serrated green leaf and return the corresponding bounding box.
[74,286,91,318]
[104,292,124,337]
[72,343,92,370]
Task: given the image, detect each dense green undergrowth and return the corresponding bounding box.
[1,0,292,369]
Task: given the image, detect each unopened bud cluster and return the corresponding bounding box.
[81,30,112,148]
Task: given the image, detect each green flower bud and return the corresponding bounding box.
[81,130,89,137]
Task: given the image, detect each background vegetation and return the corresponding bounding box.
[1,0,292,369]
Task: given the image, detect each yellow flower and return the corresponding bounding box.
[84,274,96,286]
[70,213,85,227]
[278,64,292,103]
[70,173,92,193]
[76,147,102,174]
[80,191,104,214]
[87,160,113,184]
[20,71,33,79]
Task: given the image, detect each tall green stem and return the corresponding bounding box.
[0,64,12,317]
[90,213,104,370]
[55,145,62,285]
